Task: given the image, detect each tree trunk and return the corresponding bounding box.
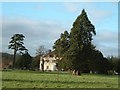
[13,50,16,69]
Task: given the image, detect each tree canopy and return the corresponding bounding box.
[15,51,32,70]
[53,9,107,73]
[8,34,27,68]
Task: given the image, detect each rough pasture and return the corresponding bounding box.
[2,70,118,88]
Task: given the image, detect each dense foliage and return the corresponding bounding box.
[53,9,113,74]
[107,56,120,74]
[8,34,28,68]
[15,51,32,70]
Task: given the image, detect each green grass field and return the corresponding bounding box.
[2,70,119,88]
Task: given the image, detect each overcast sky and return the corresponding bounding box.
[1,2,118,57]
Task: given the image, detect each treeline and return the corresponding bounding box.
[1,52,40,70]
[107,56,120,74]
[0,52,13,69]
[1,45,48,70]
[1,52,119,74]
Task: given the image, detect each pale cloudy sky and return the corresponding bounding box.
[1,2,118,57]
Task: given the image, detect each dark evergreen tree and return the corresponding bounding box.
[53,31,70,70]
[53,9,107,74]
[63,9,96,71]
[53,30,70,57]
[8,34,28,69]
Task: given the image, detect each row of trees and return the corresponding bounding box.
[107,56,120,74]
[2,51,119,74]
[8,33,48,70]
[6,45,48,70]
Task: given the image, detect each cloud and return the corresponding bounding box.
[63,2,113,24]
[63,2,94,13]
[93,30,118,57]
[94,30,118,43]
[88,10,113,23]
[2,18,65,56]
[96,43,118,57]
[2,18,118,57]
[63,3,79,13]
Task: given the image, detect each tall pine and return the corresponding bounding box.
[53,30,70,57]
[53,9,106,73]
[63,9,96,71]
[53,31,70,70]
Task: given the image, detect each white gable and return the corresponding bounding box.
[39,53,58,71]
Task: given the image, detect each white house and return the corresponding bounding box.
[39,51,59,71]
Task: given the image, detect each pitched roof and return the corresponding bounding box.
[44,51,55,57]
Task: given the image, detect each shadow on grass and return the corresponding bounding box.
[2,78,114,85]
[2,70,71,76]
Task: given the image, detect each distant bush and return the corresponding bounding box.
[107,70,114,75]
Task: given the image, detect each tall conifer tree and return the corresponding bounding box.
[63,9,96,71]
[53,9,106,73]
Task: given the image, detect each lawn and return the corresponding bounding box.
[2,70,119,88]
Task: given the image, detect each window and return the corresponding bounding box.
[47,66,49,70]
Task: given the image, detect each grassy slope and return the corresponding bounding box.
[2,70,118,88]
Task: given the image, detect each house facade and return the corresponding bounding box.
[39,51,58,71]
